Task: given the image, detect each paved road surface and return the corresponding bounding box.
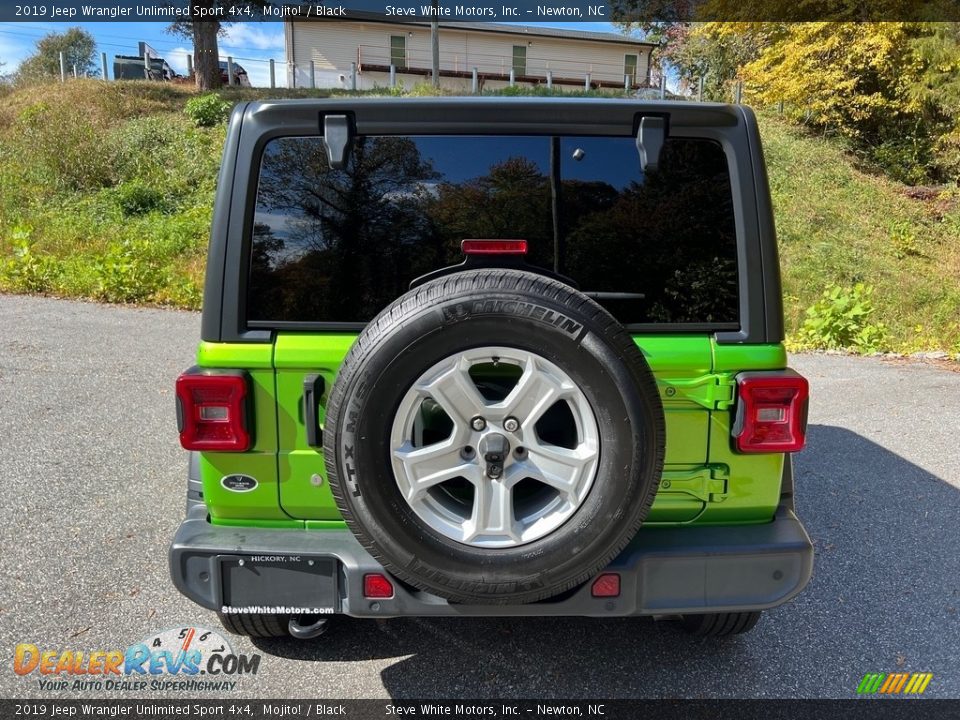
[1,295,957,699]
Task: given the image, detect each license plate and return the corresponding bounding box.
[219,556,338,613]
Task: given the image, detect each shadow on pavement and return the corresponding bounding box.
[251,425,960,698]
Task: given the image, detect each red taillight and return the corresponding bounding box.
[363,573,395,599]
[461,239,528,255]
[734,371,809,453]
[175,372,250,452]
[591,573,621,598]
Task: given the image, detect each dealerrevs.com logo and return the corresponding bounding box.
[14,626,260,692]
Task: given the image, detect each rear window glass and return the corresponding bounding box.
[247,134,738,326]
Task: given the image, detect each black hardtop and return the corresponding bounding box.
[202,96,783,346]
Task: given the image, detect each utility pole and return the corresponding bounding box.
[431,0,440,88]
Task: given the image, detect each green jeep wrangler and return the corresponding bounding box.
[170,98,813,640]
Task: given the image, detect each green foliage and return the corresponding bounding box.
[400,82,453,97]
[797,284,889,353]
[495,84,549,96]
[109,115,222,196]
[94,239,169,303]
[0,226,59,293]
[185,93,232,127]
[113,181,169,216]
[907,23,960,131]
[0,81,216,307]
[15,27,98,83]
[660,23,767,101]
[716,22,960,184]
[765,116,960,353]
[637,22,960,183]
[889,223,923,260]
[867,137,934,186]
[374,80,407,97]
[14,100,111,190]
[156,275,204,308]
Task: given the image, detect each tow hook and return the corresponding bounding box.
[288,616,331,640]
[479,433,509,479]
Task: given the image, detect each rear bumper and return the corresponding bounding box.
[169,504,813,618]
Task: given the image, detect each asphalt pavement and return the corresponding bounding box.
[1,294,958,699]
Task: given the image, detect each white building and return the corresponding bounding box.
[284,18,656,92]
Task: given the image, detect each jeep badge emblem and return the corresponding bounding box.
[221,474,258,493]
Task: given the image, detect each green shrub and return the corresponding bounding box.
[114,181,169,216]
[932,130,960,184]
[797,284,889,353]
[109,115,221,195]
[373,81,406,97]
[94,239,168,303]
[155,275,203,308]
[866,138,933,186]
[890,223,923,260]
[185,94,232,127]
[1,226,60,292]
[401,83,439,97]
[14,100,111,190]
[109,115,182,184]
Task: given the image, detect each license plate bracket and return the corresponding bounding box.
[218,556,338,613]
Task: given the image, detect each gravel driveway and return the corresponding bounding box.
[1,294,957,699]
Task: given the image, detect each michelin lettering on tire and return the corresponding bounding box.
[341,408,361,498]
[440,300,586,339]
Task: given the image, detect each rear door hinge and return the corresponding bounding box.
[659,465,729,503]
[658,374,735,411]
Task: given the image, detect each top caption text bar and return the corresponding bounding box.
[2,0,959,22]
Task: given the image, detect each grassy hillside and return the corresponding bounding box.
[0,80,958,354]
[764,121,960,355]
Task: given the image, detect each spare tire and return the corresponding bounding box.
[323,269,665,604]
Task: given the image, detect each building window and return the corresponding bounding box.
[512,45,526,76]
[390,35,406,68]
[624,54,638,84]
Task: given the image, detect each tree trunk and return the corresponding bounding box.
[191,4,221,90]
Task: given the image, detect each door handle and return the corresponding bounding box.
[303,374,325,448]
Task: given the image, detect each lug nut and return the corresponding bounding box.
[504,417,520,432]
[471,416,487,431]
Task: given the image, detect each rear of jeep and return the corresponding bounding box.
[169,98,813,640]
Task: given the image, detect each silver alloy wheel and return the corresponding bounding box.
[390,346,600,548]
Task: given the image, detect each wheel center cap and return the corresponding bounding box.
[478,432,510,479]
